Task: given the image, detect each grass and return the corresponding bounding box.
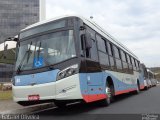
[0,90,12,100]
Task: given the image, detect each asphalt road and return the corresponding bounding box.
[33,85,160,120]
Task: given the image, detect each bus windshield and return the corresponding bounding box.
[15,30,76,71]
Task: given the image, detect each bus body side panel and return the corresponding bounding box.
[103,71,138,95]
[79,73,107,103]
[139,72,145,90]
[79,70,141,103]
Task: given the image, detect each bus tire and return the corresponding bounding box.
[99,82,114,106]
[135,81,140,94]
[54,101,67,108]
[17,101,30,106]
[144,86,148,90]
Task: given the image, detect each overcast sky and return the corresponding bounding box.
[46,0,160,67]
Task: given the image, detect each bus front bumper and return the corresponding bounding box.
[12,74,83,102]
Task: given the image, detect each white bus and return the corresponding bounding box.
[140,64,150,89]
[147,69,157,87]
[10,15,144,107]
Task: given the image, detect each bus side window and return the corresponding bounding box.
[137,61,140,70]
[90,39,98,61]
[107,42,115,70]
[83,26,98,61]
[110,43,114,56]
[134,59,137,68]
[126,54,133,73]
[136,60,140,71]
[96,34,110,67]
[113,45,123,71]
[121,50,128,73]
[96,35,107,53]
[131,57,136,71]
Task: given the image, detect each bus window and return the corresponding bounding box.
[107,42,115,70]
[121,50,126,62]
[96,34,109,67]
[126,54,133,73]
[121,50,128,73]
[113,45,120,59]
[99,52,110,67]
[90,39,98,61]
[83,27,98,61]
[107,42,114,56]
[138,61,140,70]
[113,45,122,71]
[135,60,140,71]
[134,59,137,68]
[131,57,136,71]
[96,35,107,53]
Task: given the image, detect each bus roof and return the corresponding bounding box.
[22,15,139,60]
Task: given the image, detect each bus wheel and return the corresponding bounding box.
[135,82,140,94]
[54,101,66,108]
[99,84,112,106]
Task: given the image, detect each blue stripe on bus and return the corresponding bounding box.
[14,69,59,86]
[14,69,143,95]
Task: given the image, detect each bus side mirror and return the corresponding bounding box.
[81,32,92,49]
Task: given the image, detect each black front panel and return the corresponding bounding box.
[79,58,101,73]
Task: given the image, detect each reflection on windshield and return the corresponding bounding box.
[16,30,76,71]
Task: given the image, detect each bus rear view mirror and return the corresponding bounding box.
[81,32,92,49]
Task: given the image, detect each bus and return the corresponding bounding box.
[140,64,150,90]
[147,69,157,87]
[10,15,144,107]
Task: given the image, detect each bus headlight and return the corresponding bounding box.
[57,64,78,80]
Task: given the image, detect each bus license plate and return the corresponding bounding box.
[28,95,40,101]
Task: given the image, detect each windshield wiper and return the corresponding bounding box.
[16,41,32,73]
[37,42,53,70]
[27,42,33,63]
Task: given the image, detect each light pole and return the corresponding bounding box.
[40,0,46,21]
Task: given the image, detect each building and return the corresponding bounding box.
[0,0,40,43]
[0,0,46,83]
